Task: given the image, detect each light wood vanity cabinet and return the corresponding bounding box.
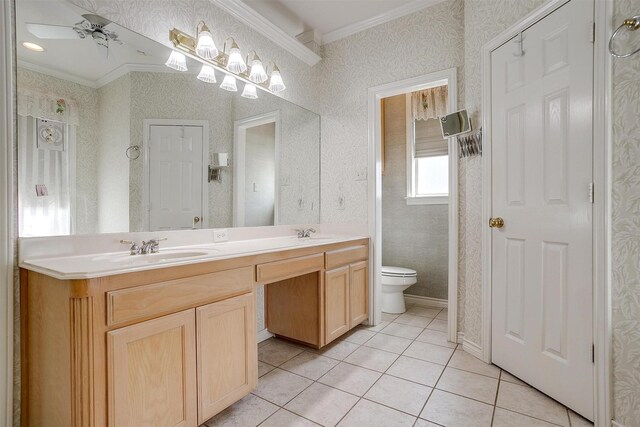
[21,238,368,427]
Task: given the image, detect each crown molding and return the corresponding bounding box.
[210,0,322,66]
[95,63,176,88]
[17,59,99,88]
[321,0,446,45]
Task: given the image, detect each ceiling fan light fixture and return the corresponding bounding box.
[22,41,44,52]
[196,22,218,59]
[165,50,188,72]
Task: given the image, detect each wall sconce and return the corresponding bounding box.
[195,21,218,59]
[208,152,228,182]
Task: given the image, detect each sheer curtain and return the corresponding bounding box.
[411,85,448,121]
[17,88,78,236]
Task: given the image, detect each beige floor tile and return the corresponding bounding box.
[496,381,570,426]
[285,383,359,427]
[406,306,441,318]
[360,320,390,332]
[413,419,440,427]
[258,340,304,366]
[363,333,413,354]
[311,339,360,360]
[380,322,424,340]
[344,346,399,372]
[253,368,313,406]
[500,369,527,386]
[343,328,377,345]
[364,374,432,416]
[568,410,593,426]
[435,367,498,404]
[447,350,500,378]
[394,313,433,328]
[493,407,560,426]
[260,409,320,427]
[317,362,382,396]
[403,341,454,365]
[280,352,340,380]
[338,399,416,427]
[435,309,448,320]
[415,329,457,349]
[382,312,400,321]
[425,319,447,332]
[205,394,278,427]
[419,389,493,427]
[386,355,444,387]
[258,361,276,378]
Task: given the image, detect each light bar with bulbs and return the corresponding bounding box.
[166,23,286,98]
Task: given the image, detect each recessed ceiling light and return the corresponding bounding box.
[22,42,44,52]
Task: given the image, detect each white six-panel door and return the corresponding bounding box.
[490,0,594,420]
[148,125,205,231]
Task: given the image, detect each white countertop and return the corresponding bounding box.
[20,234,368,280]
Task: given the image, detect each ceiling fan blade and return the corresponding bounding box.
[26,23,78,39]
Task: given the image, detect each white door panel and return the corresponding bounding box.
[149,125,204,231]
[491,0,594,420]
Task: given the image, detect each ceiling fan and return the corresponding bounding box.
[26,14,122,54]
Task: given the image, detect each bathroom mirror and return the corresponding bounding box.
[16,0,320,237]
[439,109,471,138]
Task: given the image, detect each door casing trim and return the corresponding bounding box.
[480,0,612,425]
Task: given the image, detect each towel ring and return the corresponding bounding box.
[126,145,140,160]
[609,15,640,58]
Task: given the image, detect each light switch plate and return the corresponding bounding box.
[213,228,228,243]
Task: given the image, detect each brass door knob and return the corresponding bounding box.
[489,217,504,228]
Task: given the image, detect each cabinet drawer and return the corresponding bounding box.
[325,245,368,269]
[107,266,253,326]
[257,253,324,283]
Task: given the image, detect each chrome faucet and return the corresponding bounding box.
[120,240,140,255]
[120,238,167,255]
[295,228,316,238]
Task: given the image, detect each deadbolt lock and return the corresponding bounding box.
[489,217,504,228]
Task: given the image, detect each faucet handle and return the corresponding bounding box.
[120,239,140,255]
[148,237,167,253]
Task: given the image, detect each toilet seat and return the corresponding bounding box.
[382,266,417,278]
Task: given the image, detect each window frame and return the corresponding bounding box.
[405,92,451,206]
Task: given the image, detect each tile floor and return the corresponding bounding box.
[203,305,594,427]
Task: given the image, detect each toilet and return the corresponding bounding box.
[381,266,417,314]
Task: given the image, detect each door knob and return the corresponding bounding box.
[489,217,504,228]
[193,216,200,224]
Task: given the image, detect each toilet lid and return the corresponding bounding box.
[382,266,417,277]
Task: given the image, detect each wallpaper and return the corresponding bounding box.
[382,94,449,300]
[611,0,640,424]
[16,68,101,234]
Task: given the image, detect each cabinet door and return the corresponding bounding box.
[196,293,257,424]
[107,309,197,427]
[349,261,369,328]
[325,266,350,344]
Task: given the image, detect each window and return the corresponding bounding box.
[406,104,449,205]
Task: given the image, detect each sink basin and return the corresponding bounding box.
[92,250,210,265]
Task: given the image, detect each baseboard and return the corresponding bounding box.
[257,328,274,343]
[404,294,448,309]
[462,338,483,360]
[457,332,464,344]
[612,421,626,427]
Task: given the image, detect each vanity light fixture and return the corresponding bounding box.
[220,75,238,92]
[268,63,286,93]
[195,21,218,59]
[22,41,45,52]
[168,27,285,95]
[165,50,188,71]
[241,83,258,99]
[197,65,217,83]
[247,52,267,84]
[224,38,247,74]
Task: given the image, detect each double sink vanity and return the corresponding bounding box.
[19,231,370,427]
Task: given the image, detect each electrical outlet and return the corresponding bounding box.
[355,168,367,181]
[213,228,228,243]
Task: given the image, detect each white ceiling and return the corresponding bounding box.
[241,0,438,44]
[16,1,194,87]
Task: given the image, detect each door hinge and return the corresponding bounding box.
[590,22,596,43]
[589,182,594,203]
[592,344,595,363]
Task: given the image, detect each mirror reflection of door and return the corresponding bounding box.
[234,112,279,227]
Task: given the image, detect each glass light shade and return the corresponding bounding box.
[226,46,247,74]
[249,59,267,84]
[196,30,218,59]
[165,50,187,72]
[197,65,217,83]
[220,75,238,92]
[268,70,286,92]
[241,83,258,99]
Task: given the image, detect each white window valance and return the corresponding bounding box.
[17,88,80,126]
[411,85,448,121]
